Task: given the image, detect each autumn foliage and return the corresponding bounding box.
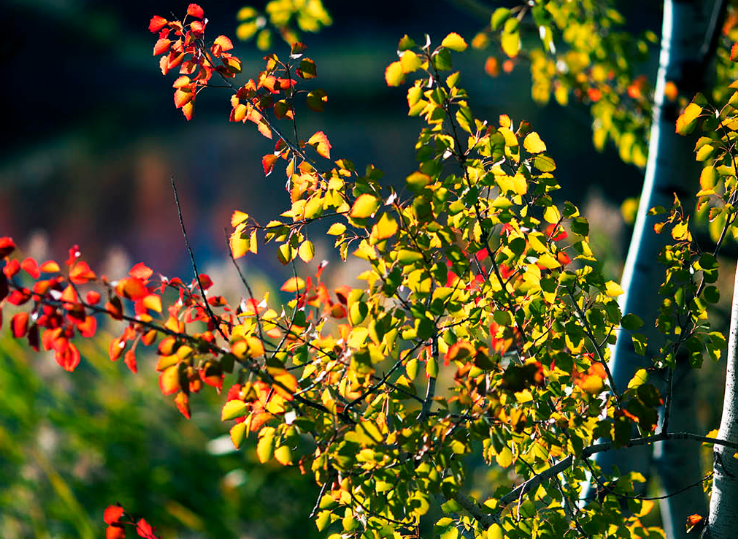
[5,3,738,538]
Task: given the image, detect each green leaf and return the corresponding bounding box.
[621,313,643,331]
[433,48,453,71]
[398,34,415,51]
[441,32,468,52]
[491,8,511,30]
[306,89,328,112]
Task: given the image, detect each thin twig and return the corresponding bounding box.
[170,176,228,342]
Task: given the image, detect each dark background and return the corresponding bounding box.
[1,0,662,279]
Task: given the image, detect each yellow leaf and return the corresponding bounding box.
[274,445,293,465]
[385,61,405,87]
[280,277,306,293]
[256,427,275,463]
[230,422,247,449]
[605,280,624,297]
[536,254,560,269]
[627,368,648,389]
[700,165,717,191]
[580,374,603,395]
[501,30,520,58]
[231,210,249,227]
[676,102,702,135]
[495,446,513,468]
[487,524,503,539]
[298,240,315,263]
[400,50,422,73]
[221,400,248,421]
[543,205,560,224]
[441,32,468,52]
[372,213,399,241]
[523,132,547,153]
[230,232,249,259]
[327,223,346,235]
[350,194,380,219]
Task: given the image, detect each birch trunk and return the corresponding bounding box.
[704,263,738,538]
[592,1,725,536]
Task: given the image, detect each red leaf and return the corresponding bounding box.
[545,223,568,241]
[86,290,101,305]
[11,312,29,338]
[69,261,96,284]
[21,258,40,279]
[149,15,168,33]
[3,259,20,278]
[129,263,154,281]
[66,245,81,266]
[124,350,138,373]
[197,273,213,290]
[187,4,204,19]
[7,288,31,306]
[0,237,16,258]
[104,504,125,525]
[153,38,171,56]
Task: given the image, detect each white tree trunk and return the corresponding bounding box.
[704,263,738,537]
[593,1,723,536]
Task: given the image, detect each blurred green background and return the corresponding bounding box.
[0,1,730,537]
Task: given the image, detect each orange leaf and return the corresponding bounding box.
[182,101,194,121]
[187,4,204,19]
[732,43,738,62]
[214,35,233,51]
[153,38,171,56]
[159,365,181,395]
[77,315,97,338]
[174,88,193,109]
[39,260,60,273]
[86,290,101,305]
[116,277,148,300]
[69,261,96,284]
[56,341,81,372]
[149,15,168,33]
[175,391,191,419]
[307,131,331,159]
[124,350,138,373]
[11,312,28,338]
[262,154,279,175]
[106,526,126,539]
[129,262,154,281]
[445,341,475,364]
